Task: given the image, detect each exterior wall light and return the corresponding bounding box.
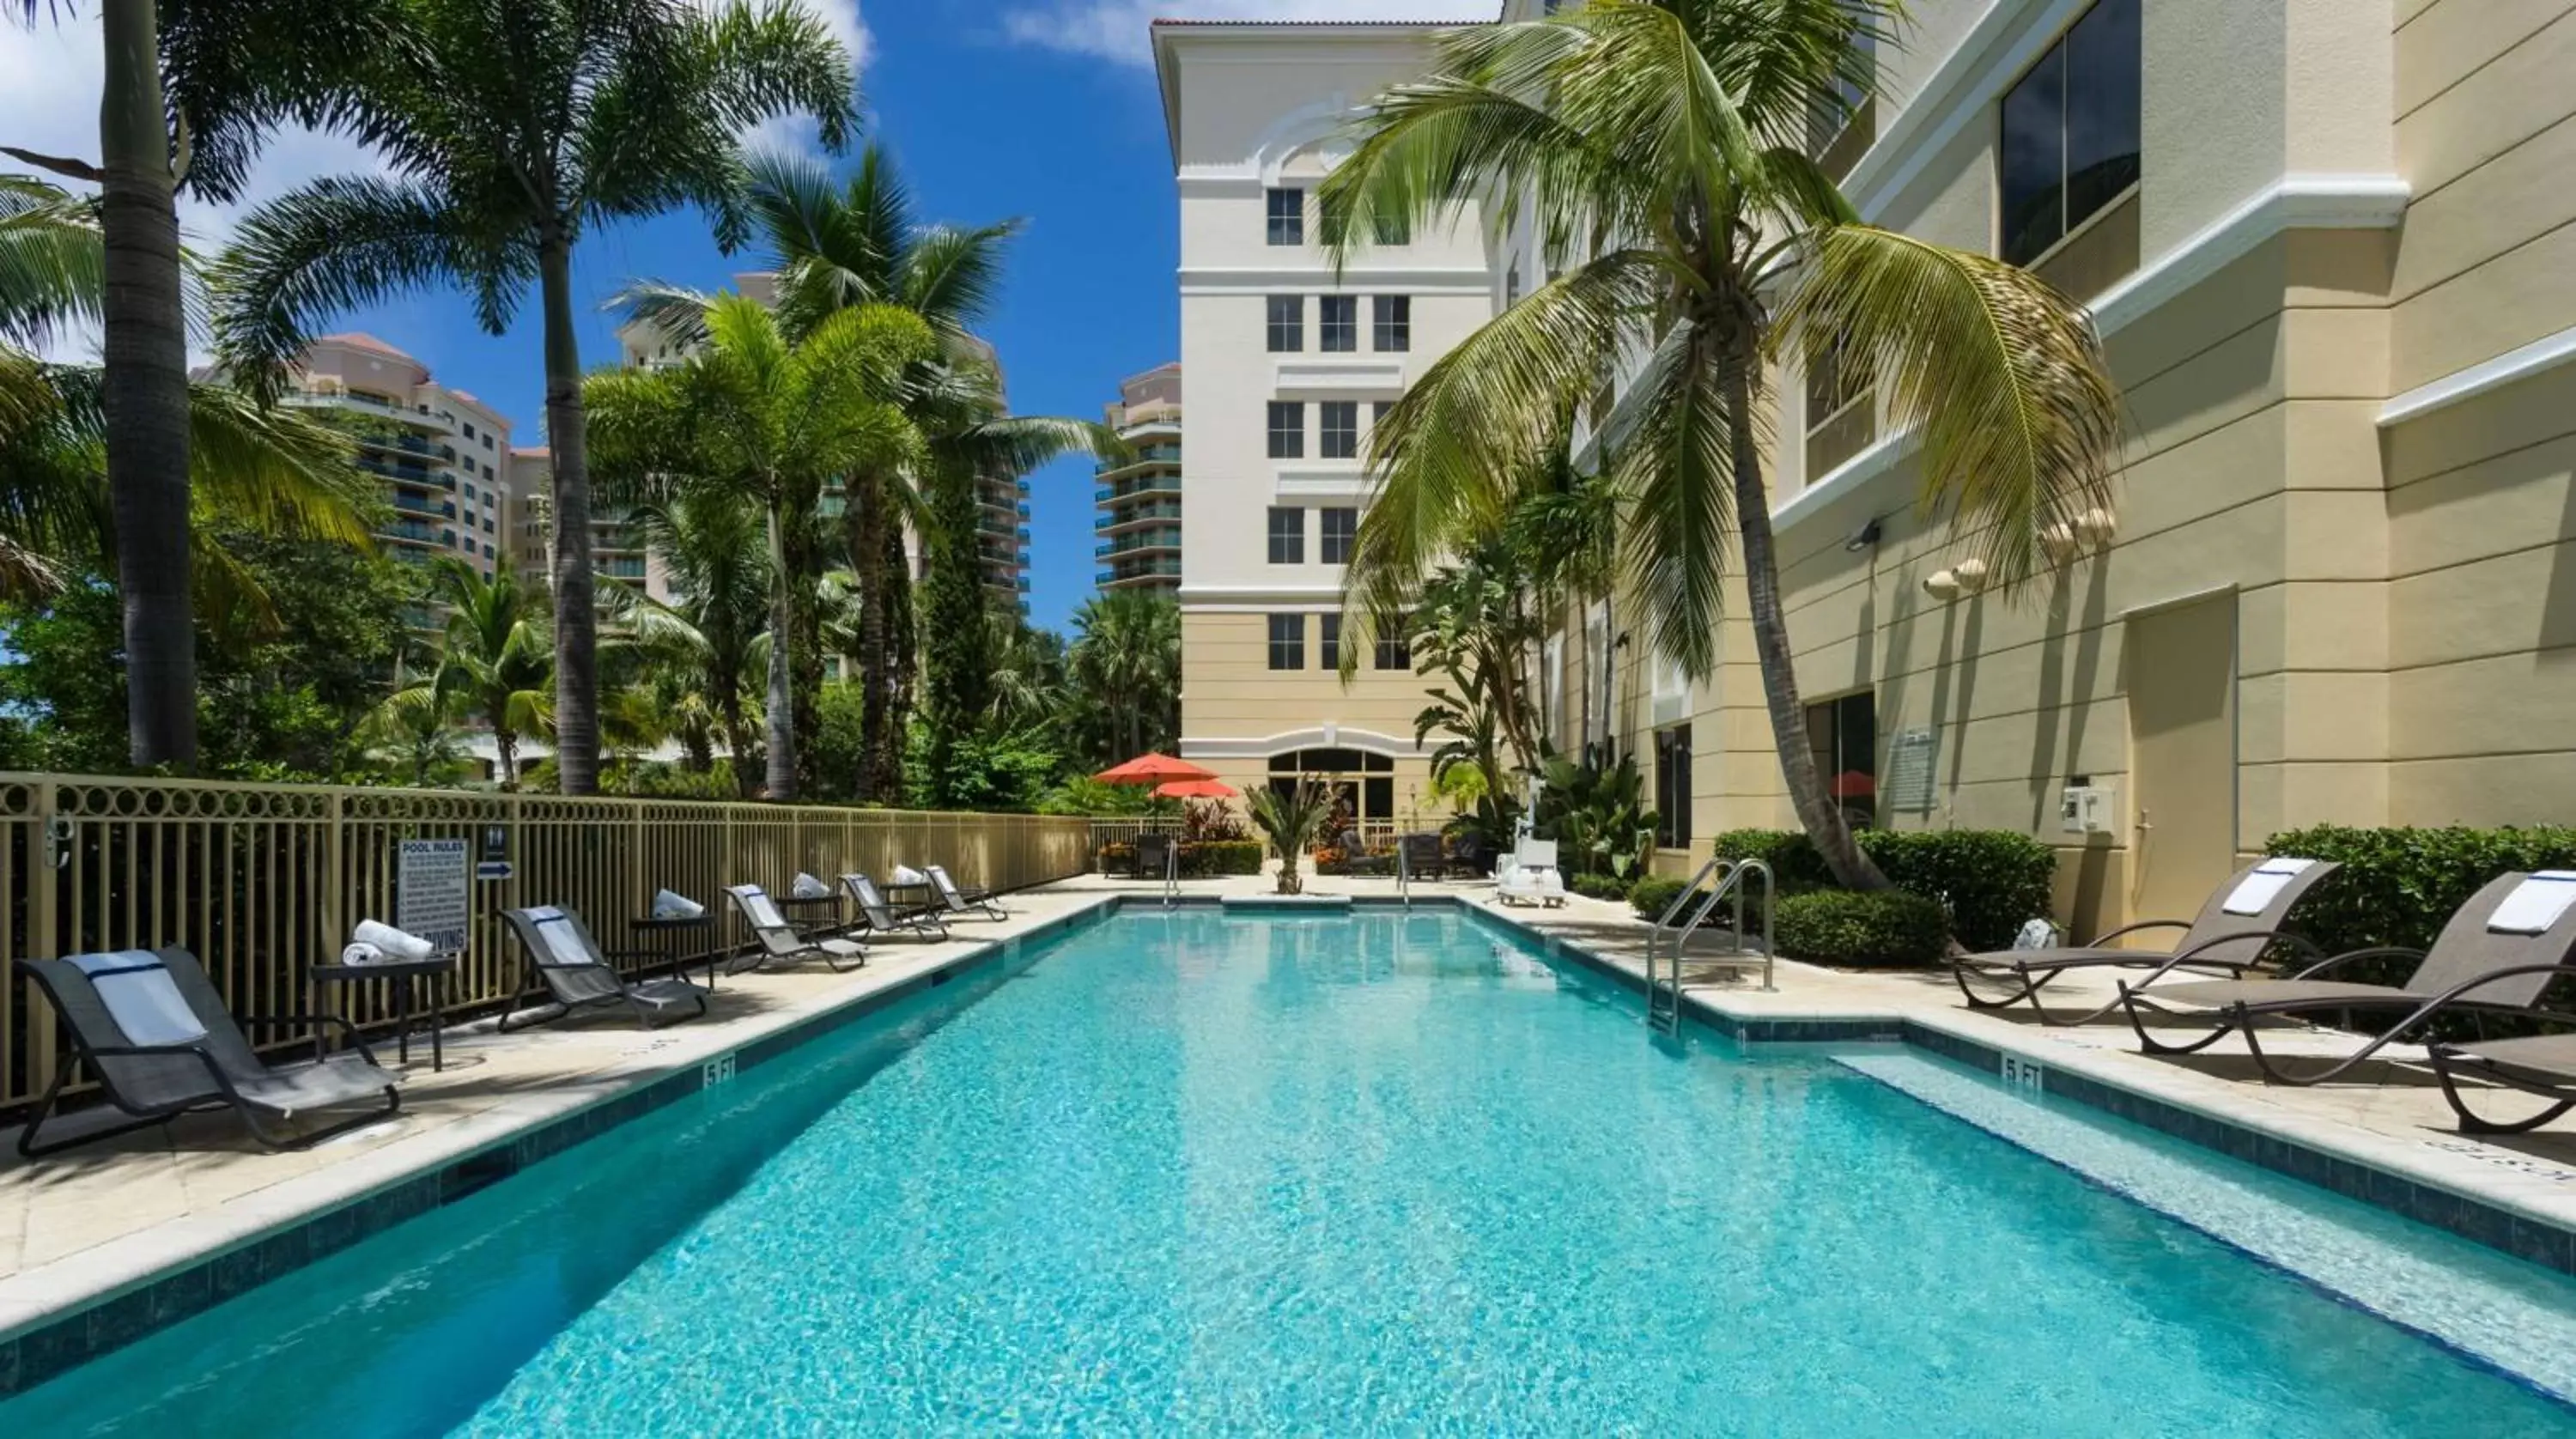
[1922,569,1961,600]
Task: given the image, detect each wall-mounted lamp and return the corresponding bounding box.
[1844,518,1884,554]
[2074,507,2117,545]
[1922,569,1961,601]
[1951,558,1990,593]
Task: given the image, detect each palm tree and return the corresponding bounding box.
[395,558,552,787]
[357,667,471,786]
[209,0,861,797]
[620,148,1111,799]
[1067,589,1181,762]
[1,174,374,621]
[1248,781,1333,897]
[6,0,392,770]
[1317,2,2123,890]
[629,490,770,793]
[584,294,932,798]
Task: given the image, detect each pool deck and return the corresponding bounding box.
[8,871,2576,1391]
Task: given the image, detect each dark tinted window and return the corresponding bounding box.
[1999,45,2064,264]
[1267,401,1303,459]
[1319,295,1358,353]
[1266,295,1302,353]
[1319,404,1358,460]
[1266,188,1303,246]
[1267,614,1304,670]
[1267,506,1303,564]
[1999,0,2138,266]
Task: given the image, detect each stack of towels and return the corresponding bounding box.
[791,871,832,899]
[891,865,928,886]
[342,920,435,968]
[653,889,707,919]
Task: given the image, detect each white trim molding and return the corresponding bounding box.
[1180,584,1350,612]
[1180,265,1495,297]
[2379,324,2576,428]
[1274,359,1406,393]
[1771,430,1918,534]
[2088,173,2410,336]
[1275,465,1376,502]
[1181,726,1425,762]
[1844,0,2085,222]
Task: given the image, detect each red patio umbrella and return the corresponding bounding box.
[1095,752,1218,785]
[1151,778,1238,800]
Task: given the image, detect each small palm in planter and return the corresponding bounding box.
[1247,782,1333,896]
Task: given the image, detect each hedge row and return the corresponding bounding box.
[2262,824,2576,984]
[1773,890,1950,967]
[1096,840,1266,877]
[1710,828,2057,951]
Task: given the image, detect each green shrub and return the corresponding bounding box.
[2262,824,2576,987]
[1179,840,1264,877]
[1571,871,1628,902]
[1629,876,1710,922]
[1773,889,1949,967]
[1711,827,2057,950]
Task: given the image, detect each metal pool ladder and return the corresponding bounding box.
[1162,839,1180,908]
[1396,841,1412,908]
[1645,858,1775,1035]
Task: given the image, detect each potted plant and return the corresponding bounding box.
[1247,781,1333,896]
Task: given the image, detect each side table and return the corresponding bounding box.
[310,956,457,1072]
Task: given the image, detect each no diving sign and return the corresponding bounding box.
[398,838,472,956]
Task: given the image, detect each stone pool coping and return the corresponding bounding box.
[9,882,2576,1398]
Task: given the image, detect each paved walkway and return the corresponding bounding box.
[8,868,2576,1357]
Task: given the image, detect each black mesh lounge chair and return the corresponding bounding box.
[2118,871,2576,1085]
[841,872,948,943]
[497,906,708,1034]
[2428,1033,2576,1134]
[15,948,400,1157]
[1952,857,2341,1023]
[927,864,1007,921]
[726,883,866,972]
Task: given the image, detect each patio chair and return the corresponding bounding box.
[927,864,1008,921]
[726,883,867,973]
[2427,1031,2576,1134]
[1135,833,1176,881]
[1401,832,1446,882]
[497,906,708,1035]
[1498,839,1567,908]
[2117,871,2576,1085]
[841,872,949,943]
[1952,857,2341,1023]
[15,947,401,1157]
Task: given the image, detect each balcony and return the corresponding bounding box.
[381,521,442,546]
[1095,445,1182,478]
[1097,528,1182,558]
[1097,557,1182,585]
[1016,501,1031,519]
[1097,476,1182,504]
[1097,501,1182,534]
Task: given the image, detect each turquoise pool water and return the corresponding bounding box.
[9,908,2576,1435]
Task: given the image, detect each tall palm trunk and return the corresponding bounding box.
[877,514,914,797]
[762,501,797,798]
[496,728,519,790]
[100,0,196,770]
[849,471,890,800]
[538,237,598,795]
[1722,351,1886,891]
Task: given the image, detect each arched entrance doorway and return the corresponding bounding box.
[1267,747,1397,841]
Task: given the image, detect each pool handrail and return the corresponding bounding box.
[1646,859,1775,1034]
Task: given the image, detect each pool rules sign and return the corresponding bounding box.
[398,837,473,957]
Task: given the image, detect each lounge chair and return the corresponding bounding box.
[1953,857,2341,1023]
[726,883,867,972]
[1498,839,1567,908]
[2427,1031,2576,1134]
[2118,871,2576,1085]
[927,864,1008,921]
[841,872,949,943]
[15,947,401,1157]
[497,906,709,1034]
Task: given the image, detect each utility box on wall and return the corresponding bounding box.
[2061,780,2117,835]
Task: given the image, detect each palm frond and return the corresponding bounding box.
[184,383,374,546]
[0,173,103,350]
[1774,224,2124,591]
[1611,319,1739,677]
[899,221,1023,337]
[608,278,718,352]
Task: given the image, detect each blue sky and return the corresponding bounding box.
[0,0,1494,630]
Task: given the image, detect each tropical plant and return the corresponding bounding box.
[357,664,471,786]
[210,0,861,796]
[1066,588,1182,764]
[1406,543,1545,817]
[6,0,395,770]
[583,294,933,798]
[620,149,1113,800]
[629,490,770,793]
[1318,1,2124,891]
[380,558,552,786]
[1247,780,1334,896]
[1534,746,1660,883]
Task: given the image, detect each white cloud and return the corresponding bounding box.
[1000,0,1497,68]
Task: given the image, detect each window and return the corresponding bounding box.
[1371,210,1410,246]
[1319,612,1342,665]
[1373,628,1411,671]
[1266,187,1304,246]
[482,434,495,451]
[1319,403,1359,460]
[1319,506,1358,563]
[1373,295,1411,352]
[1267,401,1303,459]
[1267,507,1304,564]
[1266,295,1303,353]
[1655,726,1694,849]
[1319,295,1358,353]
[1372,400,1394,428]
[464,483,477,501]
[1805,692,1880,829]
[1504,264,1522,308]
[1267,613,1305,671]
[2000,0,2139,265]
[462,422,477,440]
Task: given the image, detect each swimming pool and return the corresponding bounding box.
[9,907,2576,1435]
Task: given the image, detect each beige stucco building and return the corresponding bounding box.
[1152,0,2576,932]
[1155,20,1506,832]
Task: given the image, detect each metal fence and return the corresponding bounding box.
[0,774,1093,1115]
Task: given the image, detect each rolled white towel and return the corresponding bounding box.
[891,864,927,886]
[340,941,386,968]
[353,919,434,961]
[791,871,831,899]
[652,889,706,920]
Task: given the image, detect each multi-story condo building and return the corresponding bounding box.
[1097,363,1182,593]
[1155,20,1504,833]
[1164,2,2576,933]
[506,446,671,604]
[276,334,515,601]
